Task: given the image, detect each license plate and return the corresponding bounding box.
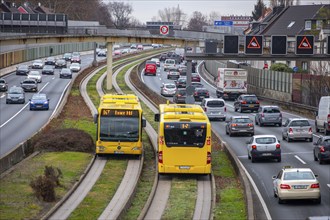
[293,185,307,189]
[262,153,272,156]
[249,104,254,107]
[179,166,190,170]
[114,151,124,154]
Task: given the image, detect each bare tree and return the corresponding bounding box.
[106,2,133,29]
[208,11,221,25]
[157,5,186,26]
[187,11,208,31]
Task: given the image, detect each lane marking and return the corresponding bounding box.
[294,155,306,164]
[327,184,330,189]
[50,81,71,119]
[140,70,145,83]
[0,82,49,128]
[0,94,5,99]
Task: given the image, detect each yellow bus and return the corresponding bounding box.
[94,94,146,155]
[154,103,212,174]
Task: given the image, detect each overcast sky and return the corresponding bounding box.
[102,0,328,23]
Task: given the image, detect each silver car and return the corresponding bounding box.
[160,83,177,97]
[27,70,42,83]
[226,116,254,137]
[255,106,282,127]
[201,98,226,121]
[282,118,313,142]
[70,63,81,72]
[246,135,281,163]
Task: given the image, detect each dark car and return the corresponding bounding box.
[191,82,204,89]
[234,94,260,113]
[225,116,254,137]
[42,65,55,75]
[63,53,72,61]
[6,86,25,104]
[59,68,72,79]
[0,78,8,92]
[45,57,56,65]
[255,106,282,127]
[313,136,330,164]
[193,87,210,102]
[159,53,167,61]
[55,59,67,68]
[71,55,81,64]
[191,73,201,82]
[173,88,187,104]
[29,93,49,110]
[16,65,30,75]
[20,78,38,92]
[175,77,186,88]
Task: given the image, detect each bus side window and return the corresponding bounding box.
[93,114,98,124]
[142,118,146,127]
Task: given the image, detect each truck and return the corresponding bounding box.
[215,68,248,100]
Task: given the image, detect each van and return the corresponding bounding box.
[201,98,226,121]
[164,59,176,71]
[144,61,157,76]
[315,96,330,135]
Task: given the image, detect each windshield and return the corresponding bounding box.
[243,96,258,101]
[18,65,28,70]
[23,80,35,84]
[9,88,22,94]
[166,84,176,89]
[255,137,276,144]
[100,116,139,142]
[164,123,207,147]
[232,118,252,123]
[263,107,280,113]
[32,94,46,100]
[283,171,315,180]
[207,100,224,107]
[29,72,39,75]
[290,120,310,127]
[0,79,5,83]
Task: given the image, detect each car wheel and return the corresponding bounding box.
[315,197,321,204]
[260,122,263,127]
[226,128,229,135]
[30,107,33,111]
[287,135,291,142]
[251,156,256,163]
[239,107,243,113]
[319,158,323,165]
[282,134,285,141]
[229,130,233,137]
[277,157,281,162]
[255,118,258,125]
[308,138,313,142]
[315,123,320,133]
[6,101,9,104]
[248,153,251,160]
[234,106,237,112]
[325,127,330,135]
[277,123,281,127]
[273,190,277,198]
[278,197,284,204]
[313,150,318,161]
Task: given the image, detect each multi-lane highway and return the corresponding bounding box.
[142,59,330,219]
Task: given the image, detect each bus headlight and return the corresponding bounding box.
[98,146,105,151]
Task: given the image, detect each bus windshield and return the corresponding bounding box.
[100,116,139,142]
[164,123,206,147]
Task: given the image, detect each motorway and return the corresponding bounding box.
[142,60,330,219]
[0,53,103,157]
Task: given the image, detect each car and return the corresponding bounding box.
[193,87,209,102]
[201,98,226,121]
[152,43,159,48]
[151,58,160,67]
[159,53,167,61]
[225,116,254,137]
[29,93,49,110]
[167,69,180,79]
[121,48,130,54]
[160,83,177,97]
[16,64,30,75]
[191,73,201,82]
[272,166,321,204]
[175,77,186,88]
[20,78,38,92]
[137,44,144,50]
[72,52,80,57]
[42,65,55,75]
[32,59,44,69]
[45,57,56,65]
[315,96,330,135]
[313,136,330,164]
[114,50,121,55]
[69,63,81,72]
[55,59,67,68]
[178,66,187,76]
[63,53,72,61]
[6,86,25,104]
[173,88,187,104]
[71,55,81,64]
[59,68,72,79]
[191,82,204,88]
[255,106,282,127]
[234,94,260,113]
[282,118,313,142]
[144,61,157,76]
[0,78,8,92]
[130,44,137,49]
[98,49,107,57]
[164,59,176,71]
[246,135,281,163]
[27,70,42,83]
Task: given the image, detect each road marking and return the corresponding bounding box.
[294,155,306,164]
[52,77,55,79]
[327,184,330,189]
[140,70,145,83]
[50,81,71,119]
[0,94,5,99]
[282,151,312,155]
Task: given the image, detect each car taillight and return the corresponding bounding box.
[241,101,247,104]
[159,136,164,145]
[327,114,330,123]
[276,144,280,149]
[320,146,325,152]
[206,92,209,96]
[248,123,253,127]
[252,145,257,149]
[256,100,260,104]
[289,128,293,133]
[311,183,319,188]
[309,127,312,133]
[231,123,237,127]
[207,152,211,164]
[194,92,198,95]
[203,107,207,112]
[224,107,227,112]
[158,151,163,164]
[280,184,291,189]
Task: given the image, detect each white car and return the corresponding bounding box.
[160,83,177,97]
[164,59,176,71]
[27,70,42,83]
[200,98,226,121]
[246,135,281,162]
[272,167,321,204]
[69,63,81,72]
[151,58,160,67]
[32,59,44,69]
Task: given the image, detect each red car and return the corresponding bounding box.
[71,56,81,64]
[191,73,201,82]
[144,62,157,76]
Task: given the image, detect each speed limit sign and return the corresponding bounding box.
[160,25,169,35]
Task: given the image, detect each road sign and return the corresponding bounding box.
[293,66,298,72]
[160,25,169,35]
[224,35,239,54]
[214,20,233,26]
[327,36,330,55]
[245,35,263,55]
[205,39,217,54]
[271,35,287,55]
[296,35,314,55]
[185,95,195,104]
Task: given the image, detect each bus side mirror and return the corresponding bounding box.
[142,118,146,127]
[93,114,98,124]
[154,113,160,122]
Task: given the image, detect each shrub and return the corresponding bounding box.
[270,63,293,72]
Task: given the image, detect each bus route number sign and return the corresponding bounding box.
[101,109,138,117]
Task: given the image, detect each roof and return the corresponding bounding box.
[261,4,326,36]
[253,134,277,138]
[288,118,309,121]
[282,168,313,172]
[232,116,250,119]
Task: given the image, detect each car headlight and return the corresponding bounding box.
[30,101,34,104]
[44,101,48,104]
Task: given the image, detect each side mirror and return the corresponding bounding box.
[272,175,277,180]
[142,118,146,128]
[93,113,98,124]
[278,140,280,143]
[154,113,160,122]
[29,99,31,101]
[314,174,318,178]
[47,99,50,101]
[246,141,250,144]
